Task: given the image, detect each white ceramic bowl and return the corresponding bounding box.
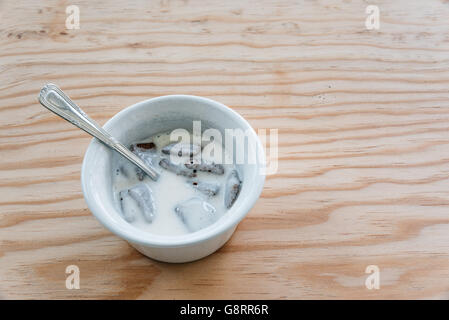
[81,95,265,263]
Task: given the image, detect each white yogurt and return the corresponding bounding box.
[111,131,237,236]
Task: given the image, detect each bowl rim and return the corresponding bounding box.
[81,94,266,248]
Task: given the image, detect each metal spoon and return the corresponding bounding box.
[38,83,160,181]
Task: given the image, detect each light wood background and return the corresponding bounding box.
[1,0,449,299]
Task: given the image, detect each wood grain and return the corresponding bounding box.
[1,0,449,299]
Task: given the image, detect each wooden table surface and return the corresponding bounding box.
[1,0,449,299]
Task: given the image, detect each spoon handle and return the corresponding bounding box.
[38,83,159,181]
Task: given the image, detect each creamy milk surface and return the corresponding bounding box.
[111,131,239,236]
